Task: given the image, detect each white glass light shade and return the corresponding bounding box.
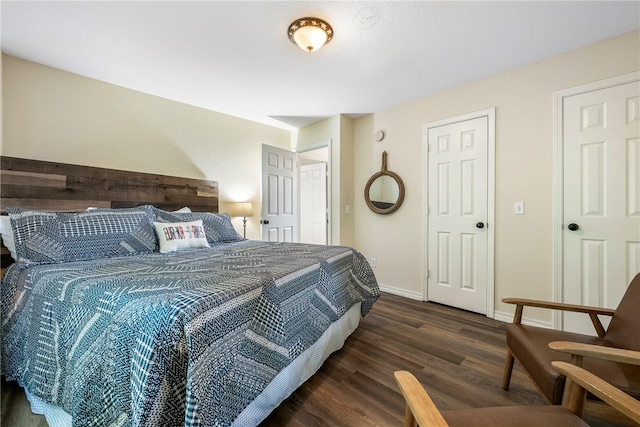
[293,25,327,52]
[288,18,333,53]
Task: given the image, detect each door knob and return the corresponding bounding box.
[260,220,270,225]
[476,222,485,229]
[568,223,580,231]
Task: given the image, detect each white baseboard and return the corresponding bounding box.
[494,310,554,329]
[377,289,555,329]
[493,311,514,323]
[379,284,423,301]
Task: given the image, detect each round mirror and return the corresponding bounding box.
[364,152,405,215]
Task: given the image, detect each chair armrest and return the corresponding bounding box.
[502,298,615,316]
[394,371,449,427]
[502,298,615,337]
[549,342,640,366]
[552,361,640,424]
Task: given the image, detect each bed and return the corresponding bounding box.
[0,157,380,427]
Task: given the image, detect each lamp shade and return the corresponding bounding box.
[231,202,253,218]
[288,18,333,52]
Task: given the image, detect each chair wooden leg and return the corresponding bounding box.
[562,353,584,408]
[564,382,586,418]
[404,404,418,427]
[502,349,515,390]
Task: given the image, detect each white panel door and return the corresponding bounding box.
[261,144,298,242]
[563,80,640,333]
[300,162,327,245]
[427,116,489,314]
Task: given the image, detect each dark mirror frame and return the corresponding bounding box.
[364,151,405,215]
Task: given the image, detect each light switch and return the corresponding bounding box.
[345,204,351,214]
[514,201,524,215]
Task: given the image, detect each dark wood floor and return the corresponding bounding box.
[261,292,546,426]
[0,292,621,426]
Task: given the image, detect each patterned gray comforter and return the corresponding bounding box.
[1,241,379,426]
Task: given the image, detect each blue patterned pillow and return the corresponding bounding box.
[6,209,56,262]
[7,206,156,264]
[153,208,244,243]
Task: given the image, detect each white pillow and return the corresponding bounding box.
[153,220,209,253]
[174,207,192,213]
[0,215,17,261]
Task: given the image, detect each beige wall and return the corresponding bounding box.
[1,55,291,240]
[353,30,640,323]
[339,115,355,246]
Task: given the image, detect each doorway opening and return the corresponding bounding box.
[297,140,331,245]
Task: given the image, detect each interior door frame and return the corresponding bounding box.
[296,139,332,245]
[552,71,640,330]
[422,108,496,318]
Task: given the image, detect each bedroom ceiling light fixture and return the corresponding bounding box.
[288,17,333,52]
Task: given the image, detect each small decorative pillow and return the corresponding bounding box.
[153,208,244,244]
[153,220,209,253]
[6,206,156,264]
[0,215,17,261]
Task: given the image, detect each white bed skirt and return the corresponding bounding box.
[25,302,363,427]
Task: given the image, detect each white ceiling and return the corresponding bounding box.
[2,1,639,129]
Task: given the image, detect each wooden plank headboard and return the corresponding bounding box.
[0,156,219,212]
[0,156,219,270]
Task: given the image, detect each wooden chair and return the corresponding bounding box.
[501,272,640,420]
[394,356,640,427]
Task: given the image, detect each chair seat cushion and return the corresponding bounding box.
[442,405,589,427]
[507,324,640,404]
